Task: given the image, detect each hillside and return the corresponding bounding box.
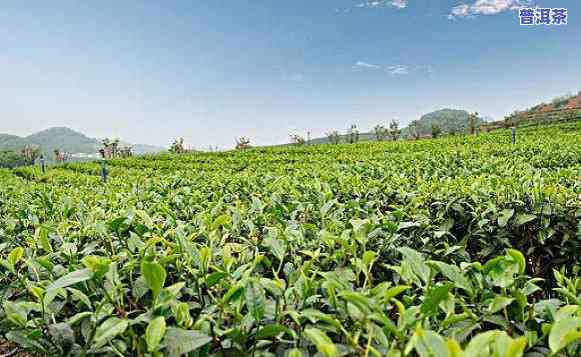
[0,127,165,159]
[26,127,100,156]
[524,91,581,113]
[306,108,484,144]
[480,91,581,131]
[401,108,485,137]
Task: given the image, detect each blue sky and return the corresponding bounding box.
[1,0,579,149]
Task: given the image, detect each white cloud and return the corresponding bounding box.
[356,0,408,9]
[286,73,305,82]
[391,0,408,9]
[448,0,531,19]
[352,61,382,71]
[387,65,409,75]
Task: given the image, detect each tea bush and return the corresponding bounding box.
[0,122,580,356]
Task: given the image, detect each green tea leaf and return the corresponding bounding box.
[514,213,536,227]
[245,278,265,321]
[47,269,94,291]
[430,261,474,296]
[7,247,24,269]
[3,301,27,326]
[141,260,166,302]
[93,317,128,347]
[35,226,52,253]
[498,208,514,228]
[205,271,227,287]
[304,328,337,357]
[398,247,430,285]
[549,317,581,354]
[146,316,166,352]
[165,327,212,357]
[489,296,515,314]
[256,324,291,339]
[421,284,451,315]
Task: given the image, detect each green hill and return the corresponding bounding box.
[27,127,100,156]
[0,127,165,160]
[401,108,485,137]
[306,108,484,145]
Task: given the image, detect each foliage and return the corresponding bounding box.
[346,124,359,144]
[290,134,307,146]
[0,151,26,169]
[431,123,442,138]
[235,137,252,150]
[169,138,187,154]
[0,121,580,356]
[409,120,421,140]
[402,109,485,138]
[0,127,164,159]
[326,131,341,145]
[101,138,132,158]
[468,112,478,135]
[389,120,401,141]
[373,125,388,141]
[20,145,41,165]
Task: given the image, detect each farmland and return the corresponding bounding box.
[1,122,580,356]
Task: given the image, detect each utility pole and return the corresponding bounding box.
[307,131,311,145]
[39,155,45,173]
[99,149,108,183]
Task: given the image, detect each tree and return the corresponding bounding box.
[0,151,26,169]
[169,138,186,154]
[235,137,252,150]
[290,134,306,146]
[431,123,442,138]
[326,131,341,145]
[21,145,40,165]
[346,124,359,144]
[389,120,401,141]
[119,146,133,157]
[101,138,112,158]
[373,125,388,141]
[53,149,70,163]
[111,139,120,157]
[468,112,479,135]
[409,120,420,140]
[567,92,581,109]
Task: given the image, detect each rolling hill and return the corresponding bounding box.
[306,108,485,144]
[0,127,165,159]
[401,109,485,137]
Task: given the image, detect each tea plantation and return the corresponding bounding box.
[0,122,580,356]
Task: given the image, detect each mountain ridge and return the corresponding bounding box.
[305,108,485,145]
[0,127,166,159]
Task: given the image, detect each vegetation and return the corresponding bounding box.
[430,123,442,138]
[0,146,42,169]
[388,120,400,141]
[0,150,26,169]
[0,127,164,160]
[346,125,359,144]
[0,121,580,356]
[306,109,486,145]
[290,135,307,146]
[169,138,187,154]
[20,145,41,166]
[235,137,252,150]
[373,125,388,141]
[468,112,478,135]
[326,131,341,145]
[409,120,420,140]
[401,109,485,138]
